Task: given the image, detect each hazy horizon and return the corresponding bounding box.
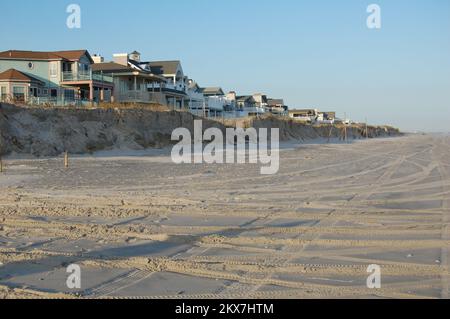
[1,0,449,132]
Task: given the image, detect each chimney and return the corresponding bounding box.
[113,53,128,66]
[226,91,236,101]
[253,93,263,103]
[92,54,104,64]
[128,51,141,63]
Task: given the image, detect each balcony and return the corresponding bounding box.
[62,71,113,83]
[187,90,205,101]
[243,106,266,115]
[92,73,113,83]
[267,106,286,114]
[206,96,226,111]
[148,83,187,95]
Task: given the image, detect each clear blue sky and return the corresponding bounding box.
[1,0,449,132]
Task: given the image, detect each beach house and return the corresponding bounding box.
[91,51,166,104]
[198,87,226,117]
[267,98,288,115]
[0,69,45,102]
[186,79,206,116]
[289,109,319,123]
[146,60,189,109]
[235,95,265,116]
[93,51,212,111]
[253,93,269,110]
[0,50,114,106]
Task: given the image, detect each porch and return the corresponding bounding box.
[60,71,114,103]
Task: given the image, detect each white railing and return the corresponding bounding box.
[268,106,286,114]
[62,71,114,83]
[187,91,205,101]
[148,83,186,93]
[207,97,225,111]
[92,73,114,83]
[206,96,237,111]
[61,71,91,82]
[243,106,266,115]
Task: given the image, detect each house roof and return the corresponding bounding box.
[128,59,152,72]
[236,95,253,102]
[91,62,166,82]
[0,50,93,63]
[92,62,134,73]
[289,109,317,114]
[199,87,225,96]
[268,98,285,106]
[147,61,181,75]
[253,94,268,103]
[187,80,200,90]
[0,68,44,84]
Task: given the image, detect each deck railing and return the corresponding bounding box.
[92,73,114,83]
[62,71,113,83]
[26,96,96,107]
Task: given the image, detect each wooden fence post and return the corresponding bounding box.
[366,121,369,139]
[327,125,333,143]
[64,151,69,168]
[0,130,3,173]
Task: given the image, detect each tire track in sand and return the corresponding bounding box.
[434,137,450,299]
[217,140,412,297]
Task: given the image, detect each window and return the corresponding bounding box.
[128,78,134,91]
[42,89,48,96]
[50,62,58,77]
[28,62,35,70]
[30,87,38,97]
[63,63,73,72]
[0,86,7,100]
[64,89,75,101]
[50,89,58,97]
[79,63,90,77]
[81,64,89,72]
[13,86,25,101]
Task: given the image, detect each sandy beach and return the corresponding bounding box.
[0,133,449,299]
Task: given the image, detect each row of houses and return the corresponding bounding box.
[0,49,289,118]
